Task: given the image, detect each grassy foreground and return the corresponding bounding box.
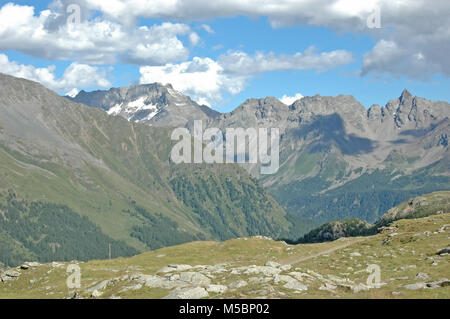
[0,213,449,299]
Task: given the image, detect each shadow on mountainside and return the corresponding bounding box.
[290,113,377,155]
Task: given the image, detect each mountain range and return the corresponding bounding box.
[0,72,448,267]
[0,73,290,267]
[70,83,450,228]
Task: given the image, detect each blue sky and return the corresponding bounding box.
[0,0,449,112]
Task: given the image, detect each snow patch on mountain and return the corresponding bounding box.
[66,88,79,98]
[107,96,160,121]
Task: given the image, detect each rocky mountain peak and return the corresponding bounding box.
[67,83,218,127]
[399,88,413,103]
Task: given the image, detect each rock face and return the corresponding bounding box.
[67,83,219,127]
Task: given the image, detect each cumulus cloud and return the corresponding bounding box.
[279,93,304,105]
[0,3,193,66]
[0,54,111,93]
[80,0,450,79]
[140,46,352,106]
[361,1,450,78]
[140,57,247,106]
[218,47,354,74]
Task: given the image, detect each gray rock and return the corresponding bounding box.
[426,278,450,288]
[283,281,308,291]
[274,275,296,285]
[289,272,315,281]
[280,264,292,272]
[242,265,281,276]
[404,282,427,290]
[86,280,110,292]
[415,272,429,281]
[437,247,450,255]
[164,287,209,299]
[179,272,211,286]
[206,284,228,294]
[265,261,280,268]
[138,274,182,289]
[228,280,248,289]
[158,264,193,273]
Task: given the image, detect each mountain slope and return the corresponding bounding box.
[0,73,292,266]
[293,191,450,243]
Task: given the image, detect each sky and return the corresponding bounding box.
[0,0,449,112]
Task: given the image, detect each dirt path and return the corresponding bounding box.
[279,237,368,265]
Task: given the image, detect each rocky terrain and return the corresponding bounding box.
[1,211,449,299]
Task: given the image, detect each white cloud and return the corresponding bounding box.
[139,46,353,106]
[201,24,214,34]
[0,54,111,93]
[139,57,247,106]
[189,32,201,46]
[279,93,304,105]
[0,3,192,66]
[218,47,354,74]
[80,0,450,79]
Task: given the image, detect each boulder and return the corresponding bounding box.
[415,272,429,281]
[206,285,228,294]
[283,281,308,291]
[164,287,209,299]
[242,265,281,276]
[179,272,211,286]
[265,261,280,268]
[274,275,296,285]
[228,280,248,289]
[280,264,292,272]
[404,282,427,290]
[158,264,192,273]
